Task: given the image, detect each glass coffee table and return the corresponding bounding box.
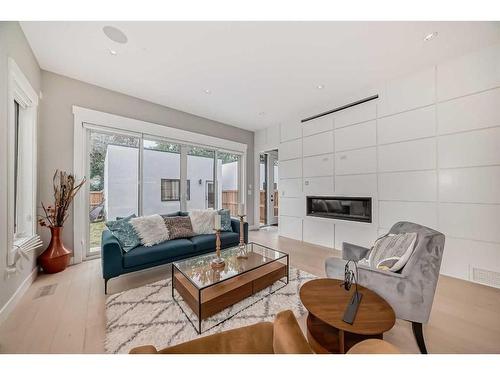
[171,242,289,333]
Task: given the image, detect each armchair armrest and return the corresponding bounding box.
[342,242,370,261]
[231,218,248,243]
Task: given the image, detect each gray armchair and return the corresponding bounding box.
[325,222,445,354]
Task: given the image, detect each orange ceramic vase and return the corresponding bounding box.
[38,226,71,273]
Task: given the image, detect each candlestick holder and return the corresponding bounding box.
[237,215,248,259]
[211,229,225,268]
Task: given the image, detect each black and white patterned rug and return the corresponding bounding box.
[105,268,316,353]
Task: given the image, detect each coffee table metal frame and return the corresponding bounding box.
[171,242,289,334]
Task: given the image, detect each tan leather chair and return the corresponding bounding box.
[129,310,399,354]
[347,339,400,354]
[130,310,313,354]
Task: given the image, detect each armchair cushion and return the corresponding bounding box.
[347,339,400,354]
[129,310,311,354]
[273,310,313,354]
[157,322,274,354]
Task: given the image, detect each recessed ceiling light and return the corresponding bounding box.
[204,89,211,94]
[316,84,325,89]
[423,32,438,42]
[103,26,128,44]
[109,49,117,56]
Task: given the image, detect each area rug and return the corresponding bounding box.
[105,267,316,353]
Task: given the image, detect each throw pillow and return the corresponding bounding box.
[130,214,169,247]
[105,214,141,252]
[368,232,417,272]
[163,216,195,240]
[218,209,233,232]
[189,209,216,235]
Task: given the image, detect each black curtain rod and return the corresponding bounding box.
[301,94,379,123]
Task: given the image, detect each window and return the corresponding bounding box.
[7,58,39,266]
[161,179,190,201]
[13,100,20,234]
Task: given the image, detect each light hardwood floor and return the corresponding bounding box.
[1,226,499,354]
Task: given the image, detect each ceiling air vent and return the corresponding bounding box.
[471,267,500,288]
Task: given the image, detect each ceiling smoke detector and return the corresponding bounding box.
[204,89,211,94]
[316,84,325,89]
[103,26,128,44]
[109,49,117,56]
[423,32,438,42]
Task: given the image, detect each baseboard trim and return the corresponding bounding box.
[0,267,38,325]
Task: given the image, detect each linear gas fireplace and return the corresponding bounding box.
[306,196,372,223]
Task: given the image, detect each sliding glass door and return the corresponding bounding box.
[218,151,241,217]
[84,127,243,258]
[143,139,181,215]
[186,146,216,211]
[87,130,140,256]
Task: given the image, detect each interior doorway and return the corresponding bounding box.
[259,149,279,227]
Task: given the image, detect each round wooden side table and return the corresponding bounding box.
[299,278,396,354]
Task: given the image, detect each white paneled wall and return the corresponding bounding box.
[303,153,334,177]
[336,147,377,175]
[265,43,500,286]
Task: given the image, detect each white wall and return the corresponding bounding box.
[265,42,500,286]
[0,22,41,318]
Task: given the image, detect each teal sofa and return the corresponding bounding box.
[101,211,248,293]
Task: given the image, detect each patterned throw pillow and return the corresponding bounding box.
[218,209,233,232]
[163,216,195,240]
[368,232,417,272]
[130,214,170,247]
[105,214,141,252]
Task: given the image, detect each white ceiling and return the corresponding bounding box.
[21,21,500,131]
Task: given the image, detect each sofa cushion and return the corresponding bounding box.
[190,209,216,235]
[189,234,216,252]
[190,232,240,252]
[130,214,170,246]
[123,238,195,268]
[106,214,141,252]
[218,209,233,232]
[163,216,195,240]
[220,231,240,246]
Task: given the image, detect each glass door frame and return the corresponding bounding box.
[84,125,141,259]
[79,123,245,261]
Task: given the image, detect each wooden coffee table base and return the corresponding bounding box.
[306,313,383,354]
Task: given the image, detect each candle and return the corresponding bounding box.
[238,203,245,216]
[214,214,221,230]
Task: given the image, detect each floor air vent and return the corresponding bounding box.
[471,267,500,288]
[34,284,57,299]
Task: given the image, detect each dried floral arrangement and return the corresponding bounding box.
[38,170,86,228]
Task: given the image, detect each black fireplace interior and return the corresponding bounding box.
[306,196,372,223]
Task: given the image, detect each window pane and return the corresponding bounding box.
[143,139,181,215]
[88,131,140,255]
[218,151,240,217]
[13,101,20,234]
[187,147,215,211]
